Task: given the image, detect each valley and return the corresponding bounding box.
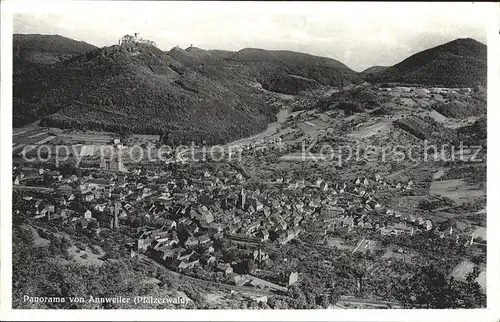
[11,34,487,310]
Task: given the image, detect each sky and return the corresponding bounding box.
[12,1,490,71]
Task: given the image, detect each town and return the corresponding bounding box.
[12,91,487,307]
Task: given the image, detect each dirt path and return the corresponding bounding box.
[385,161,421,180]
[336,297,401,308]
[13,185,55,193]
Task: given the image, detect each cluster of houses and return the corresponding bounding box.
[379,86,472,96]
[13,163,481,241]
[13,161,485,291]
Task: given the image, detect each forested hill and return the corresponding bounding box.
[166,46,363,94]
[365,38,487,87]
[227,48,363,89]
[14,43,278,145]
[13,34,97,69]
[360,66,388,76]
[13,38,364,144]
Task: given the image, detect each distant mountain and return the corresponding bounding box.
[166,46,362,94]
[167,46,223,66]
[227,48,363,93]
[366,38,487,87]
[13,34,97,69]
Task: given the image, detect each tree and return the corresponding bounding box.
[397,264,486,308]
[329,286,342,307]
[247,259,256,274]
[268,297,288,309]
[58,162,78,175]
[130,217,142,228]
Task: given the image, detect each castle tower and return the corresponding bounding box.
[239,188,246,210]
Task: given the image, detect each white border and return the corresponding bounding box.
[486,1,500,316]
[1,1,499,321]
[1,0,14,318]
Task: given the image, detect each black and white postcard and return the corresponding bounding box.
[1,1,499,321]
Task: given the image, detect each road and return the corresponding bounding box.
[13,185,55,193]
[336,297,401,308]
[351,237,366,253]
[137,254,276,298]
[227,108,290,148]
[177,107,290,162]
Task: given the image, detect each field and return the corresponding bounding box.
[325,237,353,251]
[12,127,164,162]
[126,134,161,146]
[347,120,392,139]
[25,225,50,247]
[449,260,475,281]
[54,131,114,144]
[65,244,104,266]
[430,179,485,205]
[12,128,56,145]
[297,119,330,139]
[422,110,448,123]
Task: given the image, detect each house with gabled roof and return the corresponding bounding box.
[216,263,233,275]
[200,254,216,266]
[184,236,199,248]
[177,249,195,262]
[198,234,211,245]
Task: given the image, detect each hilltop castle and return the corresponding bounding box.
[118,33,156,47]
[99,140,127,172]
